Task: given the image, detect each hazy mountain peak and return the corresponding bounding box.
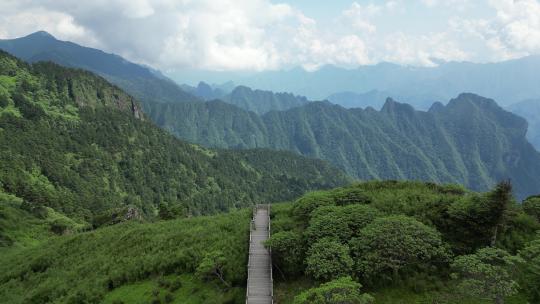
[381,97,416,114]
[428,101,445,113]
[231,85,252,94]
[196,81,213,92]
[24,31,56,40]
[450,93,499,110]
[444,93,529,138]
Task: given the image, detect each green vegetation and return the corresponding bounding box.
[0,50,348,226]
[451,247,520,303]
[267,181,540,303]
[0,210,250,303]
[0,50,351,303]
[523,195,540,221]
[293,276,373,304]
[305,238,353,281]
[2,31,540,304]
[352,215,449,283]
[518,235,540,302]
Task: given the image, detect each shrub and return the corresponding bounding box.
[351,215,449,283]
[293,276,373,304]
[305,238,353,281]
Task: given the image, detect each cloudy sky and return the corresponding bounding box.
[1,0,539,71]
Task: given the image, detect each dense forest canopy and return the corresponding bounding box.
[0,50,349,224]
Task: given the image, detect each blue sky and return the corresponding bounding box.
[1,0,539,71]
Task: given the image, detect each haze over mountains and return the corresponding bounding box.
[509,99,540,151]
[2,31,540,199]
[181,82,309,115]
[172,57,540,109]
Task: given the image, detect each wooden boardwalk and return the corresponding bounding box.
[246,205,273,304]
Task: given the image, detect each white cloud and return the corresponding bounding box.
[451,0,540,60]
[0,0,538,71]
[0,4,96,44]
[0,0,377,71]
[342,2,380,34]
[490,0,540,53]
[339,1,471,66]
[421,0,472,10]
[381,32,470,66]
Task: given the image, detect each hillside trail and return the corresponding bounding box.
[246,204,273,304]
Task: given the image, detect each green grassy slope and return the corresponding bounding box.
[2,180,538,303]
[0,210,250,304]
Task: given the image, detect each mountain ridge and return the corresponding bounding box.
[0,31,201,107]
[171,54,540,108]
[146,93,540,199]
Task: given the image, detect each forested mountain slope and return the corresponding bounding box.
[0,31,201,106]
[145,94,540,199]
[0,51,349,222]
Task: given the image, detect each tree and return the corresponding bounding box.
[305,238,353,281]
[351,215,448,282]
[305,205,380,244]
[305,206,351,243]
[523,196,540,222]
[293,276,374,304]
[486,181,514,246]
[448,181,515,252]
[518,235,540,302]
[264,231,304,276]
[0,92,8,108]
[451,247,520,304]
[195,250,230,287]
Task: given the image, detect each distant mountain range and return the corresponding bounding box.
[146,93,540,199]
[222,86,309,115]
[326,90,393,110]
[181,82,309,115]
[0,31,200,106]
[0,32,310,115]
[172,57,540,109]
[180,81,229,101]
